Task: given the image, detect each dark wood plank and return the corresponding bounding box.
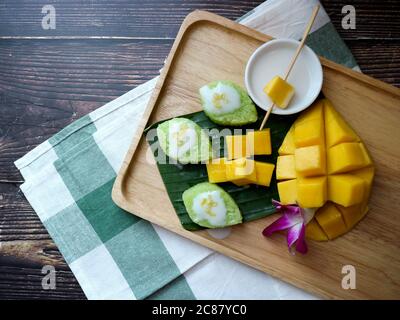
[1,0,399,40]
[0,39,172,182]
[0,0,265,37]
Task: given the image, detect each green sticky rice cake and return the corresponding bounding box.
[182,182,242,228]
[199,80,258,126]
[157,117,213,164]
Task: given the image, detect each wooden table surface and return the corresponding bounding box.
[0,0,399,300]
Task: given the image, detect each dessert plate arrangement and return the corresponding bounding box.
[112,11,400,299]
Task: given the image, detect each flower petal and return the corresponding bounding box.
[295,223,308,254]
[262,214,300,237]
[287,223,302,248]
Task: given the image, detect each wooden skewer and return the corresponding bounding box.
[259,4,320,131]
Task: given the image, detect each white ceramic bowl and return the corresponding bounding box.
[244,39,323,115]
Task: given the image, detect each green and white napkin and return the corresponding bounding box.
[15,0,358,299]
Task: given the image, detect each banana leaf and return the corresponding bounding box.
[145,111,297,231]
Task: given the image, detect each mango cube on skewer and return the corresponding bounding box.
[263,76,295,109]
[255,162,275,187]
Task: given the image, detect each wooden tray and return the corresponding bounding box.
[112,11,400,299]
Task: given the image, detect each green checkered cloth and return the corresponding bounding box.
[15,0,358,299]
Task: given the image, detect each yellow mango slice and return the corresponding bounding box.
[206,158,229,183]
[226,130,271,160]
[226,135,247,160]
[263,76,295,109]
[306,219,328,241]
[327,142,370,174]
[328,174,365,207]
[277,179,297,205]
[315,202,347,240]
[294,100,325,148]
[359,142,373,167]
[324,99,359,148]
[297,176,327,208]
[276,155,296,180]
[352,166,375,202]
[247,129,272,155]
[295,145,326,176]
[278,126,295,155]
[226,158,257,186]
[255,162,275,187]
[336,203,368,229]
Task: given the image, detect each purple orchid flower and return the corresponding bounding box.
[262,200,311,255]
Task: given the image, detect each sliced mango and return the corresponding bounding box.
[278,126,295,155]
[328,174,365,207]
[294,101,324,148]
[206,158,229,183]
[324,99,359,148]
[327,142,370,174]
[226,158,257,186]
[276,155,296,180]
[226,130,271,160]
[336,203,368,229]
[295,145,326,177]
[255,162,275,187]
[297,176,327,208]
[263,76,294,109]
[277,179,297,205]
[306,219,328,241]
[315,202,347,240]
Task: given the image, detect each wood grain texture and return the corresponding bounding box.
[0,0,399,300]
[112,11,400,299]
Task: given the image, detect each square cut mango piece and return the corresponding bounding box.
[327,142,369,174]
[295,145,326,176]
[226,158,257,186]
[278,126,295,155]
[294,100,324,147]
[315,202,347,240]
[324,99,359,148]
[255,162,275,187]
[306,219,328,241]
[226,130,271,160]
[276,155,296,180]
[352,166,375,202]
[328,174,365,207]
[297,176,327,208]
[206,158,229,183]
[263,76,294,109]
[336,203,368,229]
[277,179,297,205]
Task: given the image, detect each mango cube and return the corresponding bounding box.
[276,155,296,180]
[206,158,229,183]
[226,158,257,186]
[294,101,325,147]
[226,135,247,160]
[352,166,375,202]
[263,76,294,109]
[324,99,359,147]
[247,129,272,155]
[278,127,295,155]
[297,176,327,208]
[226,130,271,160]
[255,162,275,187]
[315,202,347,240]
[328,174,365,207]
[306,219,328,241]
[295,145,326,176]
[277,179,297,205]
[327,143,369,174]
[336,204,368,229]
[359,143,373,167]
